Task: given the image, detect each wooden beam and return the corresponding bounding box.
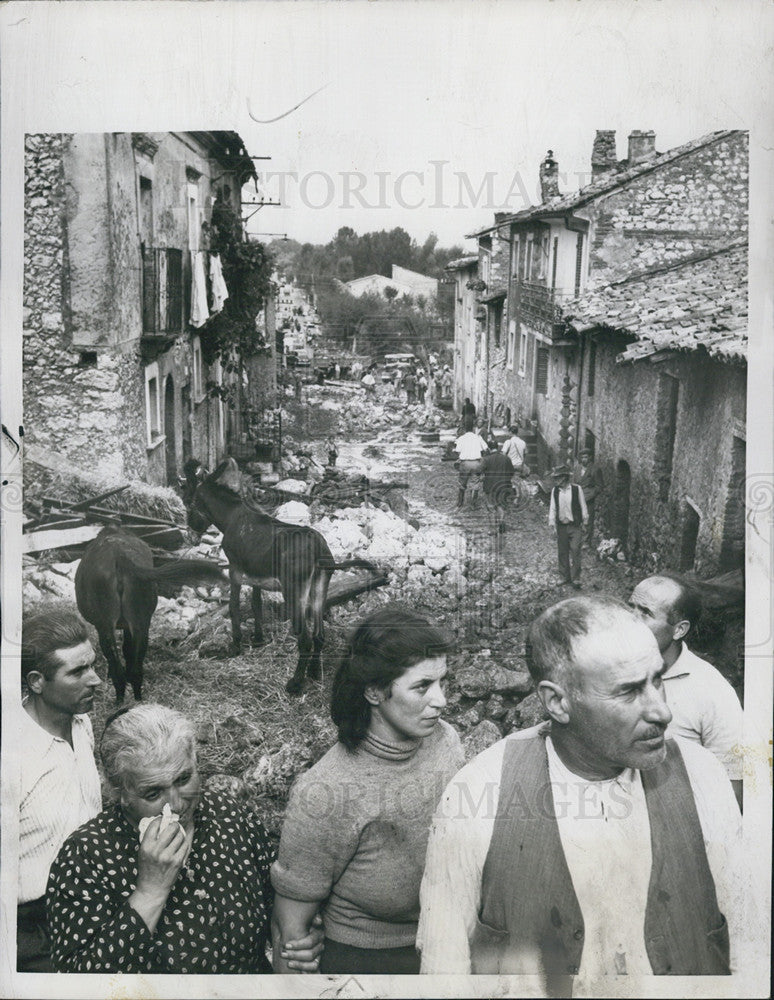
[23,524,103,554]
[325,570,389,609]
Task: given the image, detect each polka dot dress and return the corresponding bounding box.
[46,791,274,973]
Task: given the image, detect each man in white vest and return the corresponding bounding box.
[418,597,741,987]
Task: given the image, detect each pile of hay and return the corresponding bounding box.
[24,451,186,524]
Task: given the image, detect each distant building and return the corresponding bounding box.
[454,129,748,573]
[345,265,438,302]
[24,130,273,486]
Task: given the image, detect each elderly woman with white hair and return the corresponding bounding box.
[46,703,322,974]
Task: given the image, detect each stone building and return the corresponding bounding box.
[454,129,748,573]
[23,130,270,487]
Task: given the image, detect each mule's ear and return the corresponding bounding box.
[218,457,243,494]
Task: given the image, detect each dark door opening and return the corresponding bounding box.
[614,460,631,547]
[680,503,701,571]
[720,436,746,571]
[181,382,192,465]
[164,375,177,486]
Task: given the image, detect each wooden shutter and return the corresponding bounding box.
[536,347,549,394]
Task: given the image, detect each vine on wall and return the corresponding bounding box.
[198,199,274,369]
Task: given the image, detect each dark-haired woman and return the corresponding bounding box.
[271,604,464,975]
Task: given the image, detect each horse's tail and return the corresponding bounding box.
[321,557,381,573]
[115,553,227,587]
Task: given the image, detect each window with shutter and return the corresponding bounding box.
[536,348,549,395]
[574,233,584,296]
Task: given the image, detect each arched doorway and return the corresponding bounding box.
[164,375,177,486]
[614,460,631,547]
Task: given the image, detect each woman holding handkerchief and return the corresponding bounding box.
[46,703,321,974]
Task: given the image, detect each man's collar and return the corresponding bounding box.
[662,642,692,680]
[545,733,638,793]
[21,700,85,746]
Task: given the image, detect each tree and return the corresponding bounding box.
[384,286,399,303]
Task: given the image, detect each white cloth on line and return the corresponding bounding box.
[190,250,209,328]
[209,252,229,315]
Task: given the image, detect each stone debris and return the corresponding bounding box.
[274,500,312,526]
[463,719,503,760]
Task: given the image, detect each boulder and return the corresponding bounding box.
[485,694,508,720]
[456,656,533,700]
[274,500,312,526]
[32,570,76,602]
[314,517,369,559]
[511,691,549,730]
[23,580,44,605]
[405,564,434,587]
[275,478,309,495]
[463,720,502,760]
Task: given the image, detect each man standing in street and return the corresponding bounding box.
[576,448,604,545]
[629,573,744,807]
[16,605,103,971]
[548,465,587,588]
[418,597,742,984]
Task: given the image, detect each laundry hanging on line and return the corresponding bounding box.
[209,253,229,315]
[190,250,210,328]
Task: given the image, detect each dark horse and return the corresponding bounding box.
[186,458,379,694]
[75,525,226,702]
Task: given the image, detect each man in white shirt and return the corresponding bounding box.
[453,426,489,509]
[501,424,527,474]
[17,605,103,971]
[418,597,741,988]
[629,574,744,807]
[548,465,588,588]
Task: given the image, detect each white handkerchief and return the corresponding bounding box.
[138,801,180,843]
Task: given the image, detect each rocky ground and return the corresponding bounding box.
[22,377,743,838]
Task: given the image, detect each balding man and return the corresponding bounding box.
[629,574,743,806]
[418,597,741,985]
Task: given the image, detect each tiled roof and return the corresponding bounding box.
[563,242,748,363]
[445,255,479,270]
[467,130,740,238]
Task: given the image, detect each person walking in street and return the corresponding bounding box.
[453,425,489,509]
[461,397,476,427]
[404,370,417,405]
[548,465,588,588]
[17,605,103,971]
[481,437,515,534]
[576,448,604,545]
[417,371,427,405]
[502,424,527,477]
[629,574,744,808]
[417,597,742,982]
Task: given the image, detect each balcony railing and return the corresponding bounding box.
[514,280,573,339]
[142,247,184,336]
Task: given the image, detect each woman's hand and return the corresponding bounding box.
[281,912,324,972]
[129,818,190,933]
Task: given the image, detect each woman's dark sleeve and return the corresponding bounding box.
[47,836,158,973]
[243,807,277,905]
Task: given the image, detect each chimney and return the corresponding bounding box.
[539,150,559,202]
[627,130,656,165]
[591,130,617,179]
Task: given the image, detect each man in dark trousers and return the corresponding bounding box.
[481,437,514,533]
[576,448,604,545]
[548,465,588,588]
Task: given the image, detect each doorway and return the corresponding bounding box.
[164,375,177,486]
[614,460,631,547]
[680,503,700,571]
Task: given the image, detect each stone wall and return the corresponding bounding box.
[24,132,245,487]
[24,134,147,481]
[582,331,746,573]
[587,131,748,285]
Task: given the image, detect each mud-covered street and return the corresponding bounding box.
[23,376,679,839]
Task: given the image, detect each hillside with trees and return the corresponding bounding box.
[269,227,465,355]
